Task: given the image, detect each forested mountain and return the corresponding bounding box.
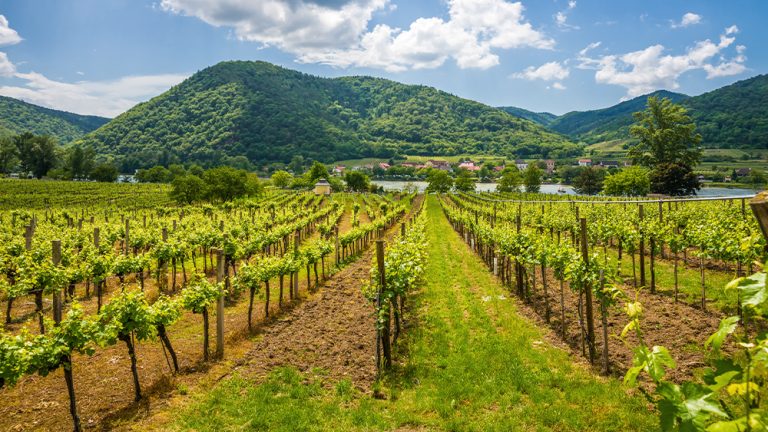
[77,61,580,170]
[548,90,689,143]
[0,96,109,143]
[683,74,768,149]
[498,106,557,126]
[546,74,768,149]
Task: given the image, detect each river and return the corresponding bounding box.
[371,180,757,197]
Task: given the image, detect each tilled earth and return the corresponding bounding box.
[458,236,725,383]
[232,240,380,389]
[0,196,421,431]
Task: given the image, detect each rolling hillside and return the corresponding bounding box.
[498,106,557,126]
[545,74,768,150]
[548,90,689,144]
[77,61,580,170]
[0,96,109,143]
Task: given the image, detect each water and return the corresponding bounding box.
[372,180,757,197]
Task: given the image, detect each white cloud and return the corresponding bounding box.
[0,52,15,77]
[0,15,20,77]
[578,26,747,98]
[161,0,389,53]
[0,15,22,46]
[671,12,702,29]
[551,82,566,90]
[0,72,188,117]
[554,0,579,29]
[162,0,553,71]
[512,61,569,81]
[578,41,601,56]
[555,12,568,26]
[725,25,739,35]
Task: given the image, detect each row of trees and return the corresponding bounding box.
[0,133,119,182]
[425,164,545,193]
[270,161,382,193]
[169,166,262,204]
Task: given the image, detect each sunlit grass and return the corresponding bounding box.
[171,195,657,431]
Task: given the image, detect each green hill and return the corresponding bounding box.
[547,74,768,150]
[0,96,109,143]
[77,61,580,170]
[548,90,689,143]
[498,106,557,126]
[683,74,768,149]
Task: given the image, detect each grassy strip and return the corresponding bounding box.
[170,195,657,431]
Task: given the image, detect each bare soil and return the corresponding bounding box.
[0,196,420,431]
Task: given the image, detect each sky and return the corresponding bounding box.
[0,0,765,118]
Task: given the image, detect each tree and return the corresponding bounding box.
[170,174,205,204]
[305,161,328,183]
[746,169,767,190]
[246,173,263,196]
[12,132,35,174]
[629,97,702,195]
[14,133,59,178]
[603,166,651,196]
[523,164,542,193]
[478,162,496,182]
[203,166,250,202]
[66,144,95,180]
[650,163,699,196]
[90,162,119,182]
[572,167,604,195]
[453,169,476,192]
[135,166,171,183]
[344,171,370,192]
[496,167,521,192]
[426,169,453,193]
[289,155,305,174]
[558,166,581,185]
[271,170,293,188]
[0,136,18,174]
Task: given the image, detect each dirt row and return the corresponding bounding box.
[453,225,726,383]
[0,197,403,432]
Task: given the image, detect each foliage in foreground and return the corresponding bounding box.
[623,265,768,431]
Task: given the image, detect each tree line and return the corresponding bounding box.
[0,132,119,182]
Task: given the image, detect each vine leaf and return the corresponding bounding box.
[705,316,739,354]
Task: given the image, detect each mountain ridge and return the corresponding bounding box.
[76,60,580,170]
[0,96,110,143]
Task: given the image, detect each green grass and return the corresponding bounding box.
[585,140,630,153]
[171,195,657,431]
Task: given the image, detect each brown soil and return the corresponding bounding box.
[525,270,722,382]
[0,195,421,431]
[458,236,724,383]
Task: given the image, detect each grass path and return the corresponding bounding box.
[167,195,657,431]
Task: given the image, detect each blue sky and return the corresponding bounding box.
[0,0,764,117]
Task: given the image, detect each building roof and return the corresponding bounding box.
[315,179,330,185]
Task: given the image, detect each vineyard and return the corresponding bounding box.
[0,183,422,431]
[1,182,768,431]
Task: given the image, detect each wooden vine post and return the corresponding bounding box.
[638,205,647,288]
[293,232,300,298]
[580,217,596,363]
[215,249,225,360]
[52,240,62,324]
[376,240,391,370]
[750,192,768,250]
[124,219,130,255]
